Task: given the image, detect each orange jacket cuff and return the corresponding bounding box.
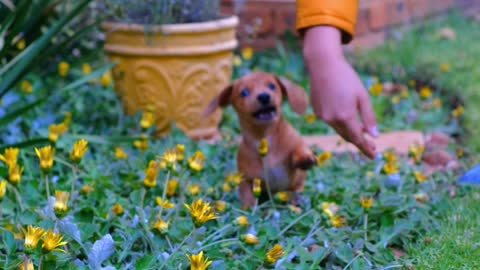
[296,1,359,44]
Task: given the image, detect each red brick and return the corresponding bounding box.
[351,31,385,50]
[355,8,370,35]
[385,0,411,26]
[274,6,297,35]
[368,1,387,30]
[406,0,430,19]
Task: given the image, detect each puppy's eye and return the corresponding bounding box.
[240,89,250,97]
[268,83,276,91]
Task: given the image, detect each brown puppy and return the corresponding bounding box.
[204,72,317,209]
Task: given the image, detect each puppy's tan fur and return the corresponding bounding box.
[204,72,316,208]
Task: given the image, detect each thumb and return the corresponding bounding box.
[358,91,378,138]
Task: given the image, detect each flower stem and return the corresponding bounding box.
[199,237,237,250]
[262,157,276,211]
[363,213,368,243]
[139,188,156,252]
[159,229,195,269]
[158,170,171,219]
[9,184,25,211]
[38,255,43,270]
[70,164,78,203]
[252,198,259,215]
[279,209,315,236]
[44,174,51,205]
[200,224,233,245]
[343,254,361,270]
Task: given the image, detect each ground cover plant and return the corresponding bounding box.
[0,5,475,270]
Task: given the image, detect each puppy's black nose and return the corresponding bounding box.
[257,93,270,105]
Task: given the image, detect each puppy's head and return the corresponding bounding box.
[204,72,308,126]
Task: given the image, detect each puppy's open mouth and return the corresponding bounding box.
[253,106,277,121]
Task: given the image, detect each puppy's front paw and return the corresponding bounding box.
[294,154,317,170]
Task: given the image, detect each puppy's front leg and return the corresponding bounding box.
[239,180,256,210]
[291,144,317,170]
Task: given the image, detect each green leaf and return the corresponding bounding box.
[0,138,50,151]
[2,230,16,254]
[55,63,115,93]
[0,0,92,98]
[135,255,157,270]
[0,98,46,127]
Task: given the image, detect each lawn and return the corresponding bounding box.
[0,4,478,270]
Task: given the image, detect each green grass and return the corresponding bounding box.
[407,191,480,269]
[352,12,480,268]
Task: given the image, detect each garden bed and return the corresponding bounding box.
[0,11,476,270]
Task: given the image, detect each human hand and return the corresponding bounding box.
[303,26,378,159]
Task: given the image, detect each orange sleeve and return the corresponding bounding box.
[296,0,359,44]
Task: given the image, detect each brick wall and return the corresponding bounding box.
[221,0,479,50]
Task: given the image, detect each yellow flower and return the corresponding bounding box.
[101,71,113,87]
[225,172,243,186]
[161,148,177,170]
[414,192,429,203]
[156,197,175,209]
[8,163,23,185]
[370,83,383,96]
[0,180,6,200]
[35,146,55,173]
[241,47,254,60]
[440,63,450,72]
[275,192,290,203]
[233,55,242,66]
[400,89,409,99]
[452,106,464,118]
[111,203,124,215]
[188,184,201,196]
[82,63,92,75]
[409,144,425,164]
[265,244,285,266]
[383,162,399,175]
[215,200,227,213]
[19,260,34,270]
[48,123,68,142]
[234,215,249,226]
[20,80,33,94]
[16,39,26,50]
[0,147,19,168]
[304,114,317,124]
[331,215,346,228]
[360,196,374,209]
[54,191,69,214]
[222,182,232,193]
[63,112,72,127]
[408,80,416,87]
[140,111,155,130]
[242,233,259,245]
[258,138,268,157]
[384,151,398,164]
[81,185,94,194]
[184,199,217,228]
[321,202,339,218]
[70,139,88,163]
[188,151,206,173]
[288,204,302,214]
[175,144,185,162]
[166,179,179,197]
[253,178,262,198]
[42,230,68,253]
[22,225,46,250]
[114,148,128,160]
[134,135,149,152]
[152,218,169,234]
[414,171,428,183]
[187,251,212,270]
[58,61,70,77]
[419,86,432,99]
[143,162,158,188]
[457,148,464,158]
[317,152,332,166]
[432,98,443,108]
[392,96,401,104]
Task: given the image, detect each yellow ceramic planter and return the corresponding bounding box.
[102,16,239,139]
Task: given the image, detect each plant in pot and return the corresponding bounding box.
[99,0,239,139]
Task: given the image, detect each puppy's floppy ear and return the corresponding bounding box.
[202,84,234,117]
[274,76,308,115]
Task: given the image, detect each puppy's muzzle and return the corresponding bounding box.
[257,93,271,105]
